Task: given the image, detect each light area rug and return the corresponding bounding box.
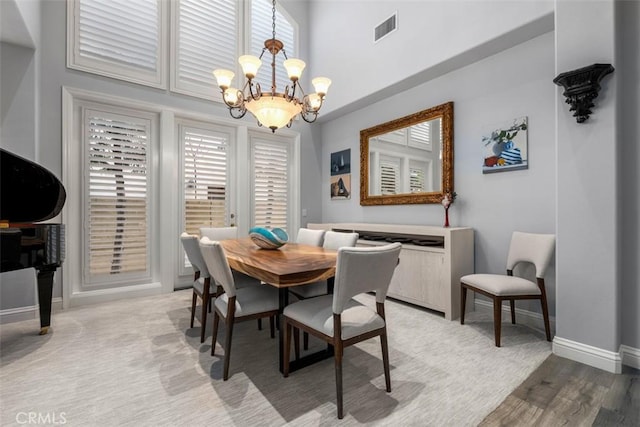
[0,290,551,426]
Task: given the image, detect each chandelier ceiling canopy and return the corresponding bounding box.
[213,0,330,132]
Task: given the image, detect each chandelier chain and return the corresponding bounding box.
[272,0,276,41]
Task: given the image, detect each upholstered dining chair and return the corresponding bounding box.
[199,226,238,241]
[199,237,280,381]
[180,232,217,343]
[282,242,402,419]
[290,231,360,350]
[295,227,326,247]
[460,231,556,347]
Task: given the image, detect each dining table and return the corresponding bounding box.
[219,237,338,373]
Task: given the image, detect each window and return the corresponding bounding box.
[171,0,238,100]
[83,107,153,283]
[409,164,426,193]
[67,0,167,88]
[379,157,400,195]
[68,0,299,102]
[251,136,291,232]
[408,121,433,151]
[180,121,232,236]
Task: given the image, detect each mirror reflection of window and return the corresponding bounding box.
[379,156,400,195]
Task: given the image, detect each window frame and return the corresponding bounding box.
[66,0,168,89]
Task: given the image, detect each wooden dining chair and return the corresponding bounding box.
[199,237,280,381]
[283,242,402,419]
[180,232,218,343]
[290,231,359,350]
[460,231,556,347]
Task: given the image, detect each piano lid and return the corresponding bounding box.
[1,148,67,223]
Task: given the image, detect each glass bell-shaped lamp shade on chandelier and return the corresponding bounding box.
[213,0,331,132]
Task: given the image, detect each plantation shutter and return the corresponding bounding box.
[409,121,432,151]
[250,0,296,95]
[173,0,237,100]
[379,159,400,195]
[409,166,426,193]
[85,109,150,280]
[252,140,289,231]
[71,0,165,87]
[182,124,229,236]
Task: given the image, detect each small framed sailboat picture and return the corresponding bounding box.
[330,149,351,199]
[482,116,528,174]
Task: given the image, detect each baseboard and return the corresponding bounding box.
[0,297,63,325]
[620,345,640,369]
[0,305,37,324]
[473,299,556,335]
[553,336,622,374]
[67,282,163,307]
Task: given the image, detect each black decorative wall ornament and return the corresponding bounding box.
[553,63,614,123]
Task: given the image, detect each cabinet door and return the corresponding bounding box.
[389,248,446,311]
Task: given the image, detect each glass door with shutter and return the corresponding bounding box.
[250,135,292,233]
[179,120,236,276]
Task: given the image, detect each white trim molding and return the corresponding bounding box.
[0,298,63,325]
[553,336,622,374]
[620,345,640,370]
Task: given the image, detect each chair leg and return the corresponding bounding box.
[283,320,292,377]
[303,332,309,350]
[493,297,502,347]
[460,286,467,324]
[190,290,197,328]
[269,315,275,339]
[211,312,220,356]
[510,300,516,324]
[335,342,344,419]
[293,328,300,360]
[223,317,235,381]
[200,297,208,343]
[540,296,552,342]
[380,331,391,392]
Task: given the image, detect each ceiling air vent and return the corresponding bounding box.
[374,12,397,43]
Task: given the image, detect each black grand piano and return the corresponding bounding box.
[1,148,66,334]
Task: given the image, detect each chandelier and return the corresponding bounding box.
[213,0,331,132]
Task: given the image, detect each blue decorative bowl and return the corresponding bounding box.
[249,227,289,249]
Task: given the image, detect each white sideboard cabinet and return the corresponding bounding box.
[308,223,474,320]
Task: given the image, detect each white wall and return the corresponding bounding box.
[320,32,557,316]
[309,0,554,118]
[617,0,639,350]
[555,0,618,354]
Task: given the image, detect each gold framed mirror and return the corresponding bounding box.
[360,101,454,205]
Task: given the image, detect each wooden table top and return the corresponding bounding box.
[219,237,337,287]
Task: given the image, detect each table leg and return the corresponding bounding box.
[278,288,289,373]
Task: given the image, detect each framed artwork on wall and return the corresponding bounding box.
[330,149,351,199]
[482,116,528,174]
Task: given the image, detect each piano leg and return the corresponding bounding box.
[36,268,55,335]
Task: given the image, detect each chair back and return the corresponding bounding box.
[296,228,325,247]
[323,231,359,250]
[506,232,556,278]
[180,233,210,278]
[199,237,237,297]
[332,243,402,314]
[199,226,238,241]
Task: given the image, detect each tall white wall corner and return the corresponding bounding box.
[552,336,622,374]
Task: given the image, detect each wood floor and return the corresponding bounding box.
[480,354,639,426]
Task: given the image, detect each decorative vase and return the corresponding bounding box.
[443,207,450,228]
